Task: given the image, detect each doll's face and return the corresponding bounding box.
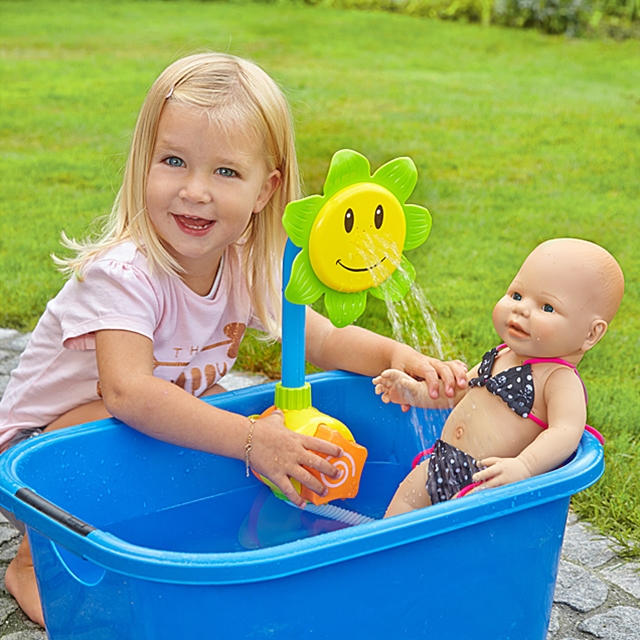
[492,246,602,360]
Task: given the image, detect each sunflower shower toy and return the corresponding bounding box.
[256,149,432,507]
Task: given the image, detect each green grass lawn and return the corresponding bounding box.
[1,0,639,552]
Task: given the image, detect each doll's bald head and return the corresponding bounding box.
[528,238,624,325]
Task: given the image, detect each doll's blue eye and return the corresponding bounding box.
[543,303,555,313]
[512,292,522,301]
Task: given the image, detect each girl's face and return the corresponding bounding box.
[492,248,599,360]
[146,102,280,293]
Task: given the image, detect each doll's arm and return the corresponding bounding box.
[94,329,343,507]
[304,308,468,399]
[373,365,474,411]
[373,369,432,411]
[473,367,587,488]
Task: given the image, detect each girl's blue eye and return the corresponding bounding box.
[543,303,555,313]
[166,157,184,167]
[217,167,236,178]
[511,292,522,301]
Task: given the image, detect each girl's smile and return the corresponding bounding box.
[146,102,280,294]
[173,214,216,235]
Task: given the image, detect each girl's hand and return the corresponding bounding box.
[391,349,468,400]
[248,410,344,507]
[472,456,532,488]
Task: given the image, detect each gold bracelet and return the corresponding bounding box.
[245,417,256,477]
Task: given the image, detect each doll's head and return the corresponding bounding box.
[492,238,624,361]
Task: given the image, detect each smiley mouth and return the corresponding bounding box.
[336,256,387,272]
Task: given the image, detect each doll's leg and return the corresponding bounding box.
[384,460,432,518]
[4,400,111,628]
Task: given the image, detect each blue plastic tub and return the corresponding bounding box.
[0,371,603,640]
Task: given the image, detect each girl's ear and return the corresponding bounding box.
[581,318,608,352]
[253,169,282,214]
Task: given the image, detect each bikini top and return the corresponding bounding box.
[468,344,604,444]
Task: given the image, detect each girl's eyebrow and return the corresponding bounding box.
[153,139,184,155]
[153,134,254,173]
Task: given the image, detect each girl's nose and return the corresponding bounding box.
[180,173,212,204]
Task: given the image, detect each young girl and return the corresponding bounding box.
[374,238,624,518]
[0,52,467,626]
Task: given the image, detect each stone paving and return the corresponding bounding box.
[0,327,638,639]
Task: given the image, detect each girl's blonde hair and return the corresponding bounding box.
[59,52,300,338]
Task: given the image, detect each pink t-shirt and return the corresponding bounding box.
[0,241,268,449]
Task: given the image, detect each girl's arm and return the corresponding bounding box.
[304,308,468,399]
[473,367,587,487]
[95,329,342,507]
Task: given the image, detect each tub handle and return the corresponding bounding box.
[16,488,95,537]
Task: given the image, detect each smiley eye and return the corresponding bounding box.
[344,208,354,233]
[374,204,384,229]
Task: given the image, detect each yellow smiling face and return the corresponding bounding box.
[308,183,407,293]
[282,150,431,328]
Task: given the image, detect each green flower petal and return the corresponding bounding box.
[370,256,415,301]
[403,204,432,250]
[323,149,371,198]
[283,194,325,247]
[324,289,367,328]
[285,252,325,305]
[371,157,417,203]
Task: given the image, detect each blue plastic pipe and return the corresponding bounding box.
[281,239,306,389]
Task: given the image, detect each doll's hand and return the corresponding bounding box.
[392,350,467,400]
[373,369,426,411]
[248,410,344,507]
[472,456,532,489]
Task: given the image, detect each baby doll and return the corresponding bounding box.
[374,238,624,518]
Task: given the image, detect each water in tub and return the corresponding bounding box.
[104,245,467,553]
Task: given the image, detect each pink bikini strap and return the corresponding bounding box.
[455,481,483,499]
[498,344,590,405]
[515,353,604,445]
[487,345,603,445]
[411,445,435,469]
[584,424,605,445]
[523,356,589,404]
[525,413,604,445]
[412,346,605,474]
[524,356,575,368]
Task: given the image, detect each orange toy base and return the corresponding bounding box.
[301,424,368,506]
